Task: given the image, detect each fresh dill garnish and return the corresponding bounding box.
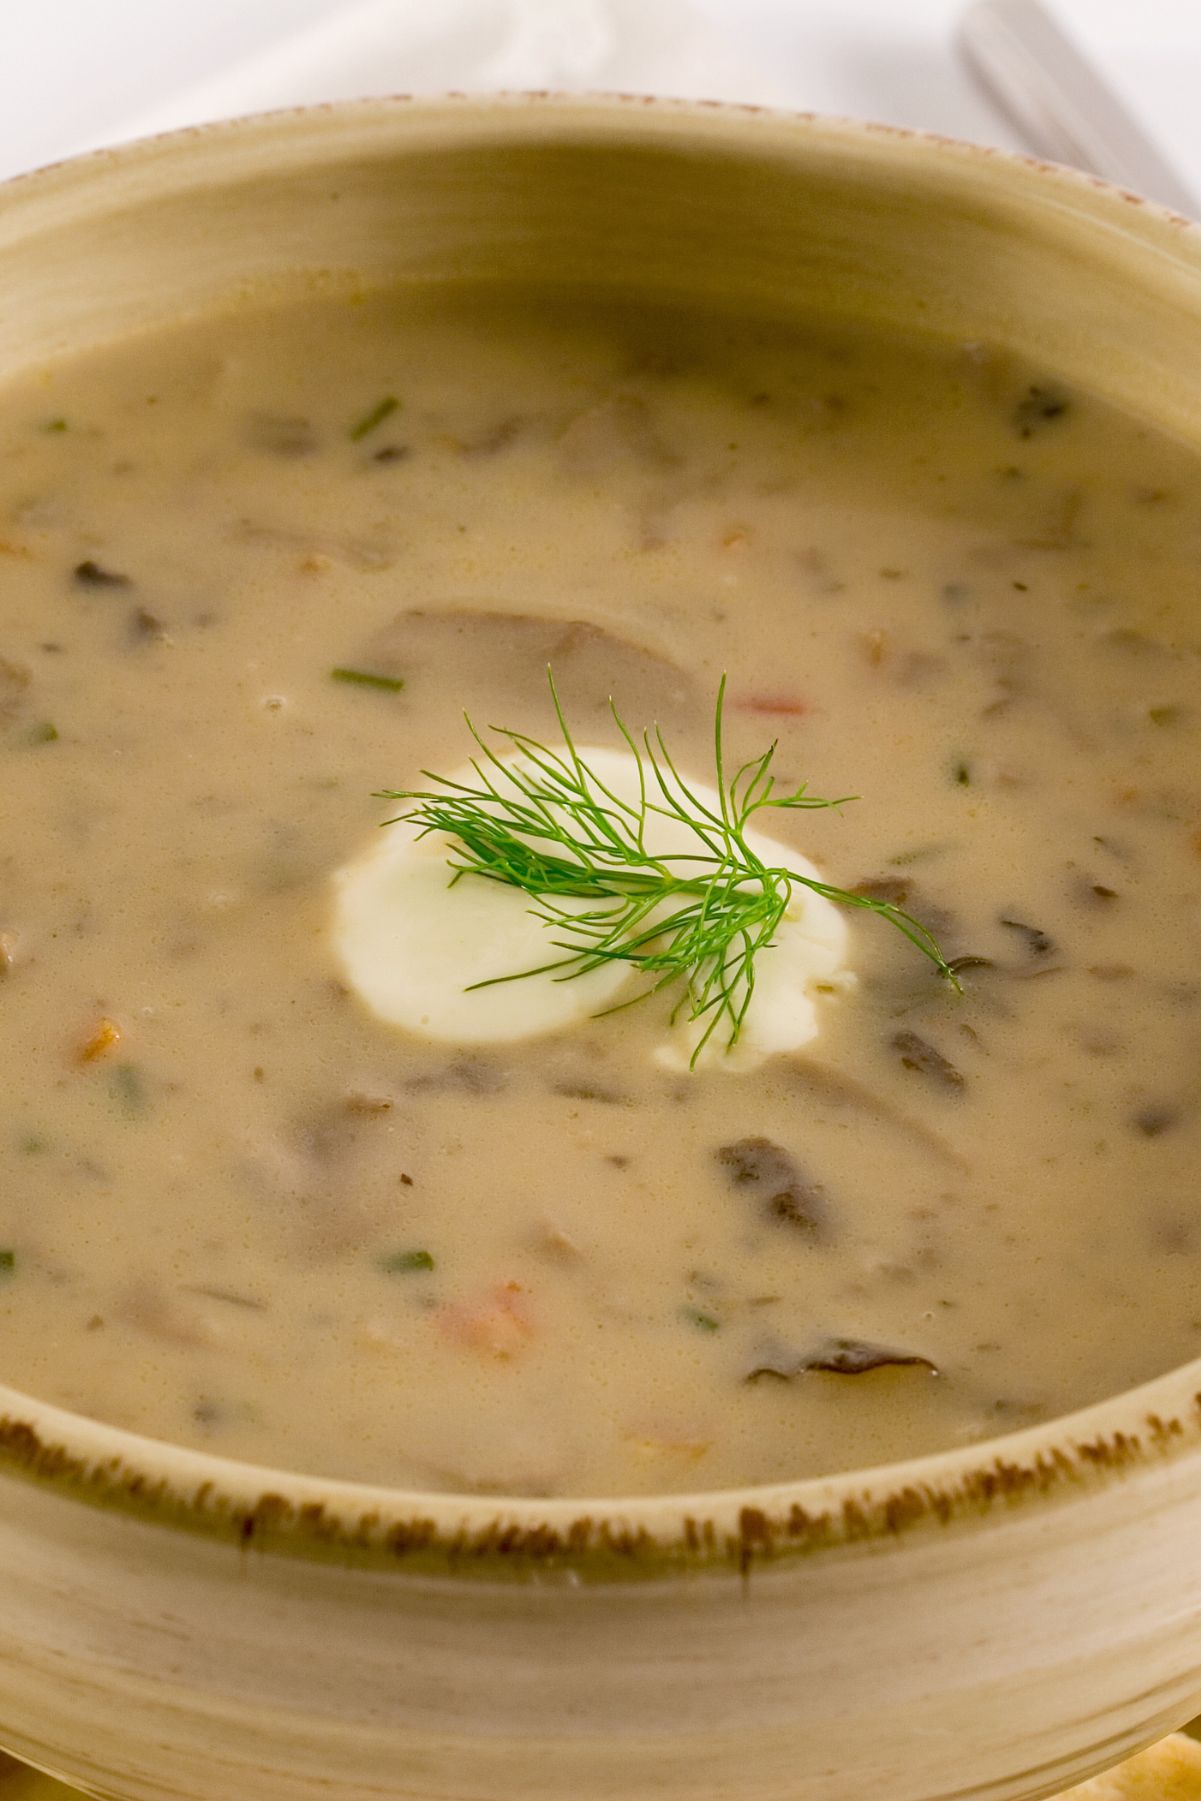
[349,396,400,442]
[331,667,404,692]
[377,674,958,1064]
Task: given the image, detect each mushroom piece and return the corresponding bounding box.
[714,1136,828,1238]
[356,606,699,736]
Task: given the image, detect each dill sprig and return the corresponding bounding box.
[377,675,958,1063]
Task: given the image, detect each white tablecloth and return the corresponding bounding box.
[5,0,1201,196]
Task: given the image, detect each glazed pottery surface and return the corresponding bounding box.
[2,95,1201,1801]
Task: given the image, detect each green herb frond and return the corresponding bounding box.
[377,672,958,1063]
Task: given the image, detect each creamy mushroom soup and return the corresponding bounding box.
[2,289,1200,1497]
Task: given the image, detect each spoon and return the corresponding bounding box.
[958,0,1200,217]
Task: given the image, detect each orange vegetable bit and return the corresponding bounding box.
[729,692,809,717]
[78,1016,122,1063]
[438,1280,535,1361]
[624,1428,712,1466]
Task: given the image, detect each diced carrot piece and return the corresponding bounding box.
[730,693,808,717]
[439,1281,534,1361]
[78,1017,122,1062]
[624,1429,712,1465]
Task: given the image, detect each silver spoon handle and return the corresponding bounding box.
[958,0,1200,217]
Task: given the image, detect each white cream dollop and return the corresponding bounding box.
[331,747,852,1070]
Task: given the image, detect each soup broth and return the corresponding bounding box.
[2,289,1200,1497]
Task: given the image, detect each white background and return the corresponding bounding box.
[3,0,1201,194]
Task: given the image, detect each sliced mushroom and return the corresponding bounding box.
[0,656,31,725]
[714,1136,827,1237]
[891,1031,965,1092]
[999,917,1056,958]
[1012,383,1071,438]
[243,411,319,459]
[556,393,680,477]
[73,558,132,589]
[745,1334,938,1383]
[357,606,699,735]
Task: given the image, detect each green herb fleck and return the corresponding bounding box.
[42,418,68,434]
[19,721,58,747]
[0,1251,16,1275]
[17,1133,48,1155]
[377,1248,435,1274]
[349,396,400,442]
[331,667,404,693]
[682,1307,720,1332]
[953,760,971,787]
[1148,705,1184,727]
[378,673,958,1067]
[889,843,950,868]
[110,1064,149,1118]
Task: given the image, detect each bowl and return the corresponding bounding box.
[3,94,1201,1801]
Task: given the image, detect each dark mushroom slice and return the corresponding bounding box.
[555,393,681,477]
[891,1031,965,1092]
[851,874,956,939]
[999,916,1056,958]
[355,606,700,736]
[129,607,168,644]
[745,1335,938,1382]
[1012,383,1071,438]
[404,1055,506,1096]
[786,1060,969,1171]
[244,411,319,458]
[0,657,30,725]
[714,1136,827,1237]
[73,558,132,589]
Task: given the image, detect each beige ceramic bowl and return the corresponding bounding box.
[4,94,1201,1801]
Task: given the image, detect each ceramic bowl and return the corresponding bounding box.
[3,95,1201,1801]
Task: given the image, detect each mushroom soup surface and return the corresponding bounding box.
[2,289,1199,1498]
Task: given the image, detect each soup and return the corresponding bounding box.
[2,289,1200,1498]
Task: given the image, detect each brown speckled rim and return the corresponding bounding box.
[4,91,1201,1581]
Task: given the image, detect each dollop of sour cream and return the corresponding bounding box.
[331,748,853,1071]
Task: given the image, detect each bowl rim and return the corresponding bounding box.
[5,87,1201,1580]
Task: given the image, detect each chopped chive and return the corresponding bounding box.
[377,1248,435,1274]
[952,760,971,787]
[17,721,58,747]
[1148,705,1183,726]
[349,396,400,442]
[681,1307,720,1332]
[888,843,950,868]
[0,1251,16,1275]
[43,418,68,434]
[110,1064,149,1118]
[330,667,404,692]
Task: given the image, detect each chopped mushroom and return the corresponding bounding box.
[891,1031,965,1092]
[714,1137,828,1237]
[745,1335,938,1382]
[356,606,699,734]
